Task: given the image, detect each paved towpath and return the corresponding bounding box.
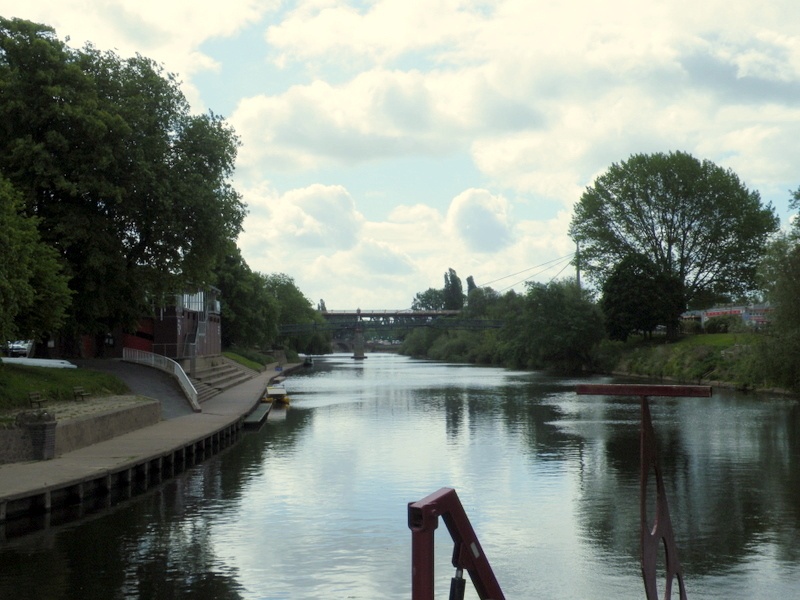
[75,359,195,419]
[0,363,296,506]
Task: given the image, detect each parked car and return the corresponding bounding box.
[6,340,33,357]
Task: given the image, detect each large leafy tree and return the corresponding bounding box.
[570,151,779,309]
[600,254,684,340]
[755,190,800,390]
[0,18,246,335]
[0,177,71,345]
[411,288,445,311]
[509,280,604,373]
[264,273,329,353]
[213,246,279,350]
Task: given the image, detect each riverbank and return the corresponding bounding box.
[607,333,797,396]
[0,362,302,531]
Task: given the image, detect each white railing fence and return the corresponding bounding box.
[122,348,201,413]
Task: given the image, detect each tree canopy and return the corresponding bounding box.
[570,151,779,309]
[513,280,604,373]
[0,177,71,344]
[600,254,684,341]
[0,17,246,335]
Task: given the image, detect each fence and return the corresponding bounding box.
[122,348,200,412]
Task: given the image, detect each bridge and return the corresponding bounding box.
[278,309,504,335]
[278,309,505,358]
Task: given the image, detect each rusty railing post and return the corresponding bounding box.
[576,384,711,600]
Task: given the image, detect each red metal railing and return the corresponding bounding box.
[410,384,710,599]
[576,383,712,600]
[408,487,505,600]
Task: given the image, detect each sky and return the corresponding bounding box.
[3,1,800,310]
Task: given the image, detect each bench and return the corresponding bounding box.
[73,386,91,401]
[29,391,45,409]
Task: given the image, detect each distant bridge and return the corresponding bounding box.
[278,309,504,335]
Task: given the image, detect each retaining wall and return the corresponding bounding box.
[55,401,161,456]
[0,401,161,465]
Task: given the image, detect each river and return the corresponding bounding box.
[1,353,799,599]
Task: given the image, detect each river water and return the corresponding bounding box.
[1,353,799,599]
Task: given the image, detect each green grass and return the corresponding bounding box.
[673,332,757,347]
[613,332,774,390]
[223,351,266,372]
[0,363,128,411]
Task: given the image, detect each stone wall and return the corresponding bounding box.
[55,400,161,455]
[0,427,37,463]
[0,400,161,464]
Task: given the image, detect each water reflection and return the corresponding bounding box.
[1,353,799,599]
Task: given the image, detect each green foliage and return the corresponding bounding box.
[570,151,779,310]
[601,253,684,340]
[214,246,279,350]
[0,17,245,335]
[515,279,605,373]
[703,315,745,334]
[222,351,269,371]
[400,327,445,358]
[0,177,71,343]
[264,273,330,354]
[443,268,464,310]
[613,333,778,390]
[0,364,128,410]
[590,339,626,374]
[224,348,275,367]
[755,234,800,391]
[412,287,445,311]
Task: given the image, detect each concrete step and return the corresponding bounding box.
[191,361,257,402]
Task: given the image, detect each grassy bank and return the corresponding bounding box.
[612,333,782,392]
[0,363,128,411]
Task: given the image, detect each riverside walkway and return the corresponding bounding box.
[0,363,298,527]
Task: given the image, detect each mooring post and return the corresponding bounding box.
[576,384,711,600]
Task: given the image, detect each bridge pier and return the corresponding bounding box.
[352,325,366,360]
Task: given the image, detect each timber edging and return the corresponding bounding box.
[0,365,306,538]
[0,418,245,530]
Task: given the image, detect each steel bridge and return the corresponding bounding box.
[278,309,504,335]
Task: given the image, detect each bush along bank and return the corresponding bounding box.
[610,334,792,394]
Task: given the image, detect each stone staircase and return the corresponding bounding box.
[189,357,260,403]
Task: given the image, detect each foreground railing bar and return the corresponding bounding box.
[408,487,505,600]
[576,383,711,600]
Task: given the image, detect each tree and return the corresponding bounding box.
[443,268,464,310]
[0,18,246,336]
[411,288,445,311]
[213,245,279,350]
[509,280,604,372]
[756,232,800,390]
[600,254,683,341]
[0,177,71,345]
[263,273,329,353]
[570,151,779,310]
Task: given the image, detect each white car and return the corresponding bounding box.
[6,340,33,357]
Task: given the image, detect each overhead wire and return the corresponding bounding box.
[496,253,576,293]
[479,253,575,288]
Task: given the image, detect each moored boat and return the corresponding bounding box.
[263,384,290,405]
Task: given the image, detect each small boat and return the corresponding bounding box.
[263,384,290,405]
[303,356,314,367]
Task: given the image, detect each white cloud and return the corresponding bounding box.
[445,189,512,253]
[239,182,363,253]
[0,0,276,109]
[4,0,800,308]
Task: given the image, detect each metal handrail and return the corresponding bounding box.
[122,347,201,413]
[408,487,505,600]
